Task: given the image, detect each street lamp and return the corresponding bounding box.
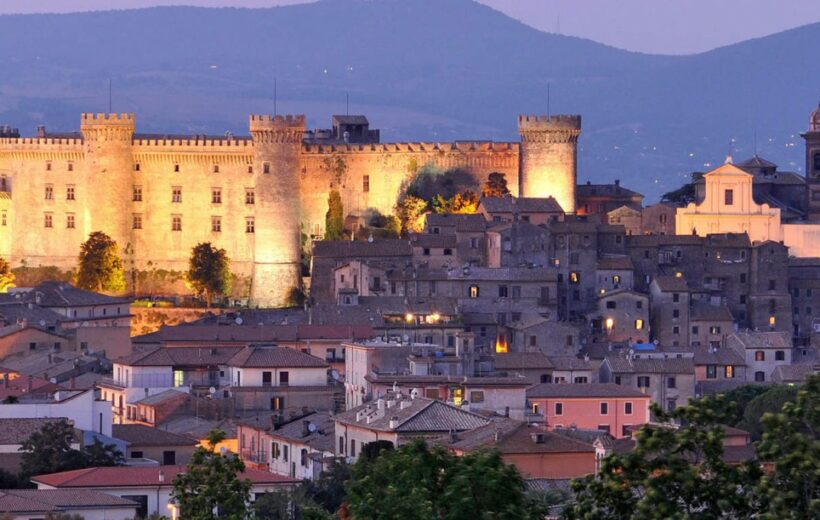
[167,502,178,520]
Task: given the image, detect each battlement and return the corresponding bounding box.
[518,114,581,131]
[302,141,518,154]
[0,137,84,147]
[133,136,253,149]
[80,113,136,125]
[249,114,306,128]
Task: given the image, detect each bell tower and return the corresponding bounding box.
[803,102,820,221]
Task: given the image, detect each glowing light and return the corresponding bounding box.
[675,272,682,278]
[495,335,509,354]
[605,318,614,332]
[405,313,414,324]
[769,316,776,327]
[635,319,644,330]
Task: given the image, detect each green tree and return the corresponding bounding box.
[302,459,353,514]
[76,231,125,293]
[564,397,761,520]
[661,172,704,204]
[713,384,771,426]
[481,172,510,198]
[432,190,479,214]
[253,489,292,519]
[186,242,232,307]
[396,196,428,235]
[19,420,87,479]
[737,385,799,440]
[82,438,124,467]
[325,190,345,241]
[0,257,15,293]
[171,429,251,520]
[754,374,820,519]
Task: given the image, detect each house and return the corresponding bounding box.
[640,203,677,236]
[548,356,600,384]
[0,369,59,401]
[649,276,691,347]
[607,206,642,236]
[0,388,111,437]
[112,424,198,466]
[576,180,644,220]
[478,196,564,225]
[504,316,581,356]
[726,331,793,383]
[129,389,190,428]
[590,290,649,344]
[689,303,734,348]
[771,364,817,384]
[525,383,650,438]
[493,352,554,384]
[423,213,488,267]
[692,345,747,394]
[33,465,299,519]
[596,256,635,293]
[0,418,77,474]
[334,394,491,462]
[599,355,696,414]
[446,418,597,479]
[0,489,139,520]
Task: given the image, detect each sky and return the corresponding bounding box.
[2,0,820,54]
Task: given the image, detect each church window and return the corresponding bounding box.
[66,214,75,229]
[133,186,142,202]
[213,164,220,173]
[263,162,270,174]
[211,216,221,233]
[724,189,734,206]
[44,213,53,228]
[245,217,255,234]
[172,187,182,203]
[44,185,53,200]
[66,185,75,200]
[363,175,370,193]
[245,189,255,205]
[211,188,222,204]
[171,215,182,231]
[133,214,142,230]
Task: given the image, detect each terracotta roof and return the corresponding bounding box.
[727,330,791,350]
[448,419,594,454]
[23,281,131,306]
[526,383,647,399]
[112,425,197,447]
[0,301,66,327]
[692,346,744,366]
[228,345,328,368]
[32,465,298,488]
[0,418,71,445]
[605,356,694,374]
[132,389,189,406]
[335,396,490,433]
[424,213,487,232]
[597,256,634,270]
[577,183,643,199]
[133,324,375,344]
[248,412,335,453]
[0,489,138,513]
[312,239,412,259]
[653,275,689,292]
[115,346,242,367]
[690,302,734,322]
[411,234,457,248]
[480,196,564,214]
[493,352,554,370]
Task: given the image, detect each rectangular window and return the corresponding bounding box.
[725,365,734,378]
[600,402,608,415]
[263,162,270,174]
[469,285,479,298]
[245,217,255,233]
[667,377,676,388]
[213,164,220,173]
[706,365,717,379]
[673,309,680,318]
[280,371,289,386]
[134,163,141,172]
[172,215,182,231]
[66,214,75,229]
[67,162,74,172]
[173,370,184,387]
[44,213,53,228]
[498,285,508,298]
[132,186,143,202]
[174,164,180,173]
[673,326,680,335]
[211,216,221,233]
[133,214,142,230]
[470,391,485,403]
[66,185,75,200]
[212,188,222,204]
[44,184,53,200]
[673,293,680,303]
[46,161,52,171]
[768,279,776,291]
[637,376,650,388]
[624,402,633,415]
[1,211,6,226]
[555,403,563,416]
[248,165,254,174]
[245,189,255,205]
[172,187,182,203]
[724,189,734,206]
[709,326,720,334]
[635,319,644,330]
[363,175,370,193]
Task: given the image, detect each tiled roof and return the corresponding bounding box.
[705,233,751,248]
[577,183,643,199]
[23,282,131,307]
[133,324,375,344]
[132,389,189,406]
[254,412,335,452]
[112,425,197,447]
[692,346,744,366]
[727,330,791,350]
[0,301,66,327]
[547,356,599,371]
[480,196,564,214]
[737,155,777,170]
[505,315,550,330]
[690,302,734,322]
[447,266,558,282]
[0,418,71,445]
[364,374,529,387]
[332,115,369,125]
[33,465,298,488]
[605,356,694,374]
[597,256,633,270]
[115,346,242,367]
[228,346,328,368]
[448,419,594,454]
[493,352,554,370]
[425,213,487,232]
[0,489,138,513]
[625,234,703,247]
[526,383,646,399]
[411,234,457,248]
[653,276,689,292]
[336,397,490,433]
[312,239,412,259]
[772,364,816,383]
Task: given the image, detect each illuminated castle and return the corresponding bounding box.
[0,112,580,306]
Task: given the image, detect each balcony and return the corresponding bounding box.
[240,448,268,465]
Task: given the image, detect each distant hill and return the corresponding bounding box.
[0,0,818,200]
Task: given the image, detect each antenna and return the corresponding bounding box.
[547,82,551,118]
[108,78,112,113]
[274,77,278,116]
[346,92,349,116]
[754,128,758,156]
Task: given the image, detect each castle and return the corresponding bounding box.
[0,113,581,306]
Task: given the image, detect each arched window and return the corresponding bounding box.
[813,152,820,172]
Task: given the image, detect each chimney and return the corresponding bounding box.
[302,420,311,437]
[388,416,399,429]
[36,125,46,138]
[158,469,165,483]
[614,179,620,187]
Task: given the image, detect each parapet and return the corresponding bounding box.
[80,113,136,126]
[249,114,307,130]
[518,114,581,132]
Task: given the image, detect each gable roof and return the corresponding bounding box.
[690,302,734,322]
[245,412,335,452]
[597,256,634,270]
[493,352,554,370]
[0,418,72,445]
[692,346,744,366]
[448,419,594,454]
[605,356,694,374]
[32,465,298,488]
[653,275,689,292]
[115,346,241,367]
[227,345,328,368]
[312,239,412,259]
[336,396,490,433]
[424,213,487,232]
[727,330,791,350]
[526,383,646,399]
[133,324,375,345]
[332,115,369,125]
[480,196,564,214]
[703,162,754,179]
[0,489,138,513]
[112,424,197,447]
[24,282,132,307]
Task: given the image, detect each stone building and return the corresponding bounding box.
[0,112,581,307]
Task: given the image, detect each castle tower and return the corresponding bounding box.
[803,102,820,220]
[80,113,135,249]
[518,115,581,213]
[249,114,306,307]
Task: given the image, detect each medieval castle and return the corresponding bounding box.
[0,112,581,307]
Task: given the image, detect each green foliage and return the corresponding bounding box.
[19,420,87,479]
[737,385,799,440]
[661,171,704,204]
[407,166,477,202]
[253,489,293,519]
[396,195,428,235]
[754,374,820,519]
[171,429,251,520]
[0,256,15,292]
[325,190,345,241]
[82,438,124,467]
[564,397,762,519]
[346,440,541,520]
[76,231,125,293]
[712,384,771,426]
[481,172,510,198]
[0,467,30,489]
[432,190,479,214]
[301,459,352,514]
[186,242,232,307]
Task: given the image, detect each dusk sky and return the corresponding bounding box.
[2,0,820,55]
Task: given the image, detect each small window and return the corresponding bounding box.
[470,391,485,403]
[363,175,370,192]
[555,403,563,416]
[624,402,633,415]
[44,213,53,228]
[134,163,141,171]
[67,162,74,172]
[673,293,680,303]
[133,214,142,230]
[637,376,650,388]
[172,187,182,203]
[245,217,255,234]
[667,377,676,389]
[724,189,734,206]
[600,402,608,415]
[635,319,644,330]
[171,215,182,231]
[498,285,508,298]
[174,164,180,173]
[263,162,271,174]
[673,326,680,335]
[469,285,479,298]
[706,365,717,379]
[133,186,142,202]
[725,365,734,378]
[245,188,255,205]
[755,351,765,362]
[248,165,254,174]
[709,326,720,334]
[443,248,453,256]
[606,301,616,309]
[212,188,222,204]
[754,371,765,382]
[66,214,75,229]
[213,164,220,173]
[1,211,6,226]
[45,161,52,171]
[211,216,222,233]
[768,279,776,291]
[673,309,680,318]
[44,184,53,200]
[66,185,75,200]
[775,350,785,361]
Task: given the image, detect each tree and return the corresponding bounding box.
[754,374,820,519]
[432,190,479,214]
[346,440,541,520]
[19,420,87,479]
[481,172,510,198]
[186,242,232,307]
[325,190,345,240]
[396,195,428,235]
[661,171,704,205]
[171,429,251,520]
[82,438,124,467]
[737,384,799,440]
[564,397,761,520]
[302,459,353,514]
[0,257,14,293]
[76,231,125,292]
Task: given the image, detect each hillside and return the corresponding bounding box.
[0,0,818,200]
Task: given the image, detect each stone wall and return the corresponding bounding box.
[130,307,229,337]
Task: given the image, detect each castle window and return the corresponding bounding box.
[245,217,255,234]
[263,162,270,174]
[363,175,370,193]
[66,214,75,229]
[134,163,140,172]
[245,189,255,205]
[133,186,142,202]
[67,162,74,172]
[1,211,6,226]
[133,214,142,230]
[174,164,180,173]
[172,215,182,231]
[44,213,53,228]
[724,189,734,206]
[44,185,53,200]
[211,216,221,233]
[172,187,182,203]
[46,161,52,171]
[211,188,222,204]
[66,185,75,200]
[213,164,220,173]
[247,165,253,174]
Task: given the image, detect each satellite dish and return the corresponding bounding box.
[209,386,216,395]
[50,377,57,384]
[39,319,46,327]
[402,334,409,342]
[235,317,243,325]
[308,423,318,433]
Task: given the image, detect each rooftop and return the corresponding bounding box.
[526,383,647,399]
[605,356,695,374]
[448,419,594,454]
[228,345,328,369]
[0,417,72,445]
[479,196,564,214]
[20,281,132,307]
[690,302,734,322]
[312,239,412,259]
[0,489,138,514]
[727,330,791,350]
[424,213,487,232]
[336,396,490,433]
[653,276,689,292]
[493,352,554,370]
[32,465,298,488]
[112,424,197,447]
[133,324,375,345]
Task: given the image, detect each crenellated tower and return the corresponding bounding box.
[803,102,820,220]
[249,114,306,307]
[518,114,581,213]
[80,113,135,249]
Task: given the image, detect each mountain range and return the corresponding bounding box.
[0,0,818,200]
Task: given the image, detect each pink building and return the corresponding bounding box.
[526,383,650,439]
